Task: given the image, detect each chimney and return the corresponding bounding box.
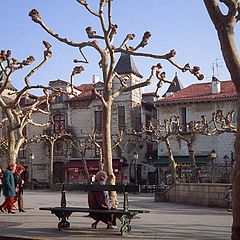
[92,75,99,84]
[212,76,221,94]
[165,92,174,97]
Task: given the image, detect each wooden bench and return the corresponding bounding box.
[39,183,150,235]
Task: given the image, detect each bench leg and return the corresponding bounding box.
[91,220,100,229]
[58,217,71,230]
[119,215,133,235]
[51,210,72,230]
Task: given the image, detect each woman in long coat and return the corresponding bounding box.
[0,163,17,214]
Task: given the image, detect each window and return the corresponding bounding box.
[145,115,151,128]
[54,140,64,154]
[96,89,104,96]
[18,149,26,158]
[118,106,125,130]
[95,111,102,133]
[53,114,65,133]
[54,94,64,103]
[180,108,187,131]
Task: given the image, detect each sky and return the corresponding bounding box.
[0,0,234,96]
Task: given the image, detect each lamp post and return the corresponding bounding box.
[210,149,217,183]
[133,152,138,185]
[29,152,35,189]
[223,154,230,183]
[119,158,124,183]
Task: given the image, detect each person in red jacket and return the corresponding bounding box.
[88,170,117,229]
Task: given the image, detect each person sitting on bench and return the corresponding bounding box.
[88,170,117,229]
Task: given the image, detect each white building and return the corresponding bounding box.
[155,77,236,182]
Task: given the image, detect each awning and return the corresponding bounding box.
[154,155,209,167]
[63,159,120,170]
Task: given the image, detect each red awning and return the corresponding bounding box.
[63,160,120,170]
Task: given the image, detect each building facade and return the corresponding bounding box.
[1,54,158,185]
[155,77,237,184]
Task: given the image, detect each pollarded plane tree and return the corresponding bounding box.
[41,130,72,184]
[0,42,67,165]
[67,129,124,184]
[204,1,240,238]
[142,116,181,185]
[29,0,204,187]
[176,109,236,169]
[88,129,124,171]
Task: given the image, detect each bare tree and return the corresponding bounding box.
[0,42,61,165]
[29,1,204,190]
[176,110,236,168]
[142,117,180,185]
[203,1,240,237]
[41,131,72,184]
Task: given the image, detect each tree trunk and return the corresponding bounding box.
[102,103,114,179]
[81,155,90,182]
[102,101,118,205]
[188,142,196,168]
[165,138,177,185]
[7,129,24,164]
[49,141,54,185]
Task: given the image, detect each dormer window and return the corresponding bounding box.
[96,89,104,96]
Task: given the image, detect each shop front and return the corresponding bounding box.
[63,159,123,183]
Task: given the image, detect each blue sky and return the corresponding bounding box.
[0,0,232,96]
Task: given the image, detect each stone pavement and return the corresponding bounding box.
[0,190,232,240]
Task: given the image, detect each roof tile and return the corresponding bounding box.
[156,81,236,104]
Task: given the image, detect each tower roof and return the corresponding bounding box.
[0,72,17,91]
[162,74,184,97]
[114,53,143,78]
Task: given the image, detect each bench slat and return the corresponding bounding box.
[39,207,149,214]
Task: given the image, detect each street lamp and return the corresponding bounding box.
[133,152,138,185]
[120,158,124,183]
[29,152,35,189]
[223,154,230,183]
[210,149,217,183]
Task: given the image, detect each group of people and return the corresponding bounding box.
[0,163,26,214]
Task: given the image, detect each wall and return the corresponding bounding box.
[155,183,231,208]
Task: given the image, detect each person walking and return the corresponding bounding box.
[14,165,26,212]
[88,170,117,229]
[0,163,17,214]
[224,186,232,212]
